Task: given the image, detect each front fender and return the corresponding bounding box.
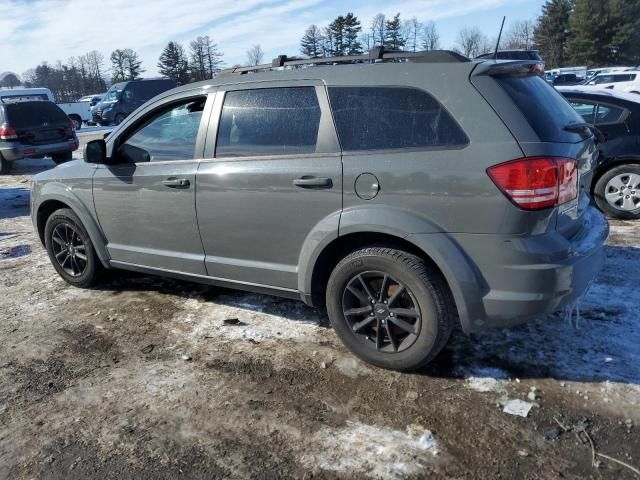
[34,182,111,265]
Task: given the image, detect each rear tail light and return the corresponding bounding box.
[487,157,578,210]
[0,124,18,140]
[64,121,75,136]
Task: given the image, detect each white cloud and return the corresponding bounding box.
[0,0,529,78]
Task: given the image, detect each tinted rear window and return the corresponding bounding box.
[328,87,468,151]
[5,102,68,128]
[496,75,586,143]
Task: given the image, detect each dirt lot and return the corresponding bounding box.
[1,132,639,479]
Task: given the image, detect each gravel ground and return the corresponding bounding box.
[0,133,638,479]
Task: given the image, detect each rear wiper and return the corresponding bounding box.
[564,122,605,143]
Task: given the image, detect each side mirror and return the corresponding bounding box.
[84,139,107,164]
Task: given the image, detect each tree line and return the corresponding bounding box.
[534,0,640,69]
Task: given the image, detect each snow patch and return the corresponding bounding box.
[304,421,440,479]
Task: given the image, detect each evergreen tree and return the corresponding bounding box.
[111,48,144,82]
[0,73,20,88]
[533,0,572,68]
[158,42,189,85]
[566,0,640,66]
[384,13,405,50]
[328,16,346,56]
[342,13,363,55]
[301,24,324,58]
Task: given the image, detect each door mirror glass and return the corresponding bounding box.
[84,139,107,164]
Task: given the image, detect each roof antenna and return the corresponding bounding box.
[493,16,506,61]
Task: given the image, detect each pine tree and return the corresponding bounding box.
[301,24,324,58]
[384,13,405,50]
[342,13,363,55]
[533,0,572,68]
[329,16,346,56]
[566,0,640,66]
[110,49,128,82]
[157,42,189,85]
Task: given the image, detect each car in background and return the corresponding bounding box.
[0,88,91,129]
[558,87,640,219]
[79,94,104,107]
[91,78,176,126]
[552,73,584,86]
[579,71,640,94]
[0,100,78,174]
[476,49,544,73]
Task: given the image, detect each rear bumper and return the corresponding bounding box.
[0,138,78,162]
[452,206,608,331]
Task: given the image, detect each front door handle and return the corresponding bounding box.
[162,178,190,188]
[293,176,333,189]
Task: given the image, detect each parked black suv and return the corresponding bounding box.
[0,100,78,174]
[92,78,177,126]
[559,88,640,219]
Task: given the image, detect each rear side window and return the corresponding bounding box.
[595,104,625,124]
[216,87,320,157]
[496,75,585,143]
[5,102,68,128]
[568,100,596,123]
[328,87,468,151]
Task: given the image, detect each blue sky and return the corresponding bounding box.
[0,0,545,79]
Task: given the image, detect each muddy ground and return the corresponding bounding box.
[0,132,638,479]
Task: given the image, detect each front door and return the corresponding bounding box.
[93,94,211,275]
[196,82,342,290]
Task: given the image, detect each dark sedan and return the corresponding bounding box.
[558,88,640,219]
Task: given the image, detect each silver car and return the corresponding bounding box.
[30,49,608,370]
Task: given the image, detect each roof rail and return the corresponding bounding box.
[219,47,469,76]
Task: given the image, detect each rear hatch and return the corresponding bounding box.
[5,101,72,146]
[470,61,598,238]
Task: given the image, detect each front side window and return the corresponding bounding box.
[117,97,205,163]
[216,87,321,158]
[328,86,468,151]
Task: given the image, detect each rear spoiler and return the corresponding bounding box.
[472,60,544,76]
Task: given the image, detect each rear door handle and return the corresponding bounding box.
[162,178,190,188]
[293,176,333,189]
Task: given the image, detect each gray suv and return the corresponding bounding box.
[30,49,608,371]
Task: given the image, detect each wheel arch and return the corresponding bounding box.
[35,188,111,266]
[301,228,487,334]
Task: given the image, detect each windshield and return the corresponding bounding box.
[104,87,122,102]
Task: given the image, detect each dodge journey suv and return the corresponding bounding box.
[31,49,608,370]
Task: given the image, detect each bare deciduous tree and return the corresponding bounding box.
[370,13,385,46]
[246,44,264,66]
[421,21,440,50]
[457,26,488,58]
[403,17,422,52]
[504,19,535,50]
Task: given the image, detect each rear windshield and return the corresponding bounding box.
[496,75,586,143]
[5,102,68,128]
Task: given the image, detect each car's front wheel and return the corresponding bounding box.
[326,247,455,371]
[114,113,126,125]
[44,208,103,287]
[594,164,640,219]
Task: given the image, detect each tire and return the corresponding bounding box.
[326,247,456,371]
[0,153,11,175]
[44,208,103,288]
[114,113,126,125]
[51,151,73,164]
[593,163,640,220]
[69,115,82,130]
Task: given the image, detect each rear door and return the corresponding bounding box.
[93,93,212,274]
[6,102,71,145]
[472,70,597,236]
[196,81,341,290]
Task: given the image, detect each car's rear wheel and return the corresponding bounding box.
[326,247,455,371]
[114,113,126,125]
[51,151,73,164]
[0,153,10,175]
[594,164,640,219]
[44,208,103,287]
